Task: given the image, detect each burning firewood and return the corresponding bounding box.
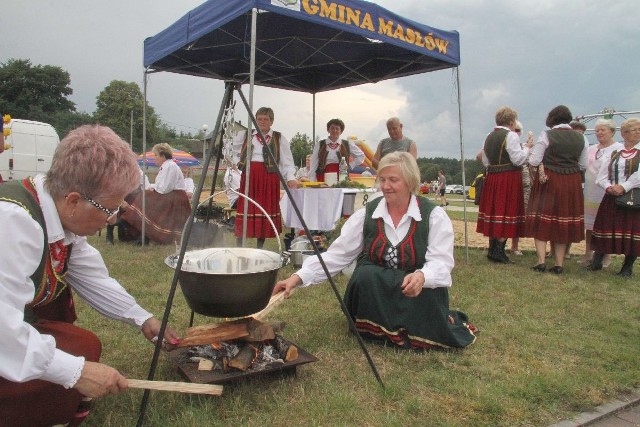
[228,344,258,371]
[274,335,298,362]
[179,318,252,347]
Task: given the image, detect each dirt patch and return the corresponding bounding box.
[451,219,586,253]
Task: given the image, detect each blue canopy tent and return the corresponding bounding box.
[143,0,461,92]
[141,0,470,249]
[138,2,469,423]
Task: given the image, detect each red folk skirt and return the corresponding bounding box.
[235,162,282,239]
[316,162,339,182]
[121,189,192,244]
[476,169,526,239]
[525,170,584,243]
[591,194,640,256]
[0,288,102,427]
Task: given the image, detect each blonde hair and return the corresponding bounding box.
[377,152,421,195]
[152,143,173,159]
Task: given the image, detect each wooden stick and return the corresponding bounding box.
[252,289,293,320]
[128,379,223,396]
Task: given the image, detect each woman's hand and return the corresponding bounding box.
[607,184,625,196]
[287,180,302,189]
[141,317,180,350]
[73,361,128,398]
[401,271,425,297]
[273,275,302,298]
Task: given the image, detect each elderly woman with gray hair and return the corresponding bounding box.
[589,118,640,277]
[273,152,477,351]
[581,119,623,265]
[0,125,178,426]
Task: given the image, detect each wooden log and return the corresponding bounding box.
[198,359,214,371]
[184,318,251,338]
[274,335,298,362]
[244,318,276,342]
[228,344,258,371]
[178,319,251,347]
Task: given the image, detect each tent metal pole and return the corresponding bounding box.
[141,70,148,247]
[312,93,316,144]
[240,7,258,246]
[456,67,469,262]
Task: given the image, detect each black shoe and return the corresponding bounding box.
[532,263,546,272]
[586,252,604,271]
[549,266,564,274]
[616,269,633,278]
[616,255,636,277]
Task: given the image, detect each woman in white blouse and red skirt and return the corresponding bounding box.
[235,107,300,248]
[589,118,640,277]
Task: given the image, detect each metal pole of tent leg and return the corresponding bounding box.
[235,87,385,388]
[455,67,470,263]
[136,81,236,427]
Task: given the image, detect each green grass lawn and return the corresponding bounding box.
[78,230,639,426]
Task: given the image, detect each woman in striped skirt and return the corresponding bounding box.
[526,105,589,274]
[589,118,640,277]
[234,107,300,248]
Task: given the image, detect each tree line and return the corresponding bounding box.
[0,58,483,183]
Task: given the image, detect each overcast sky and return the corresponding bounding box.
[2,0,638,162]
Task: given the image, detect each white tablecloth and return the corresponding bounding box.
[280,188,380,231]
[280,188,344,231]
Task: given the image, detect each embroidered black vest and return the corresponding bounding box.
[543,129,584,174]
[484,128,521,173]
[608,149,640,183]
[0,178,73,321]
[237,131,282,173]
[315,139,351,175]
[360,196,435,272]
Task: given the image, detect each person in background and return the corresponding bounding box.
[295,154,312,181]
[372,117,417,169]
[526,105,588,274]
[223,160,242,209]
[0,125,179,427]
[308,119,365,182]
[509,121,534,256]
[589,118,640,277]
[0,113,6,183]
[120,143,191,244]
[273,152,477,351]
[477,108,532,263]
[105,167,150,245]
[234,107,300,248]
[435,170,448,206]
[580,119,622,266]
[546,121,589,260]
[182,167,195,200]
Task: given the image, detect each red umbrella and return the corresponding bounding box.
[137,149,201,167]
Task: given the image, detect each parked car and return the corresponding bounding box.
[445,185,456,194]
[453,185,464,194]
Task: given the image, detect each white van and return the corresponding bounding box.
[0,119,60,181]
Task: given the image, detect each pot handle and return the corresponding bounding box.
[189,190,282,255]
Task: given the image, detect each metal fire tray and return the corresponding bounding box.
[169,338,317,385]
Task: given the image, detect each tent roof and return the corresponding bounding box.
[144,0,460,93]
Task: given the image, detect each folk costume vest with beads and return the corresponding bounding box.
[484,128,521,173]
[315,139,350,176]
[608,149,640,182]
[0,178,72,322]
[360,195,435,271]
[237,131,281,173]
[543,129,584,174]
